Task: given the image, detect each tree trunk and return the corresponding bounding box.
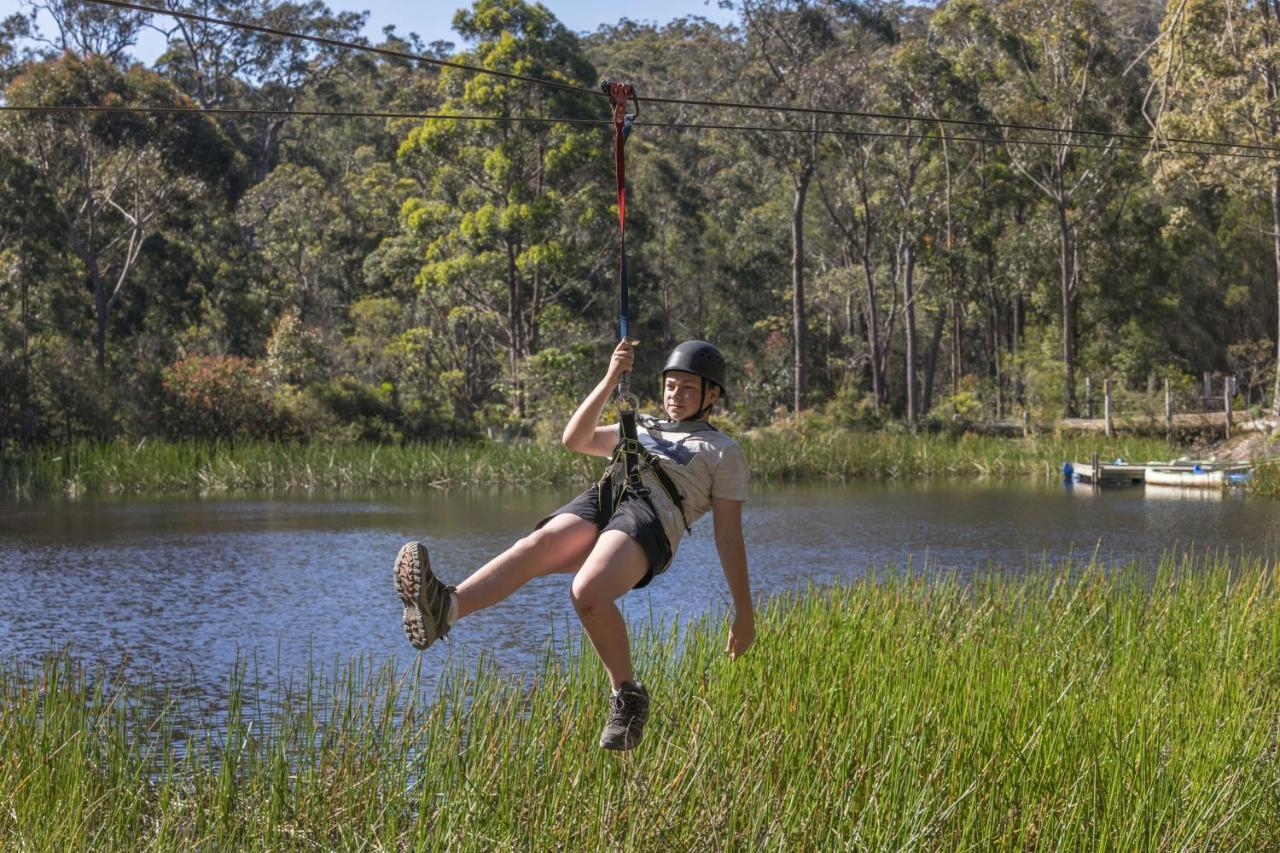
[1057,203,1078,417]
[529,264,542,355]
[1012,285,1024,405]
[860,251,883,407]
[92,268,108,370]
[922,308,947,415]
[1272,167,1280,417]
[902,236,918,428]
[506,238,525,418]
[19,248,32,443]
[792,165,813,414]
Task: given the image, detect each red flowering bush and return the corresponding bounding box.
[160,356,279,440]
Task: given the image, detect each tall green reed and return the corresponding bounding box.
[2,433,1175,497]
[3,551,1278,848]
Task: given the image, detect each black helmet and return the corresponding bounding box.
[662,340,726,392]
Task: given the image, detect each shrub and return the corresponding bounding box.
[309,378,398,442]
[264,310,329,387]
[160,356,278,440]
[821,379,884,431]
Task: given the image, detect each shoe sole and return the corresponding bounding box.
[600,730,643,751]
[394,540,438,650]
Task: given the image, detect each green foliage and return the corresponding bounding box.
[1014,324,1068,423]
[925,384,986,435]
[819,378,885,431]
[264,310,329,388]
[2,0,1279,444]
[278,377,399,443]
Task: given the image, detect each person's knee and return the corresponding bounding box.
[570,574,608,615]
[515,525,567,561]
[514,527,551,558]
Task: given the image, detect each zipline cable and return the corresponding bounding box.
[82,0,596,97]
[80,0,1280,157]
[5,103,1279,161]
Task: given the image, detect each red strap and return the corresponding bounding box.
[603,81,638,344]
[603,81,636,234]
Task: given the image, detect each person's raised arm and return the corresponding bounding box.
[712,496,754,658]
[562,338,636,457]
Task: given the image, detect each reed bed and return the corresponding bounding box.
[1248,458,1280,498]
[3,552,1278,849]
[1,433,1174,497]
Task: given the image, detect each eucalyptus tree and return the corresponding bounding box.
[1,13,32,84]
[811,7,899,409]
[1147,0,1280,415]
[738,0,843,413]
[0,153,60,444]
[395,0,610,420]
[234,162,354,325]
[0,55,236,370]
[875,34,995,422]
[932,0,1136,417]
[153,0,367,182]
[18,0,147,64]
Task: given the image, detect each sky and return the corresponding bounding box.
[3,0,741,66]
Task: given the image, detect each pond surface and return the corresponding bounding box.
[1,479,1276,705]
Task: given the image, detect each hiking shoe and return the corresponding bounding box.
[599,681,649,751]
[393,541,454,650]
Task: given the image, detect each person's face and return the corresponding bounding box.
[663,370,720,420]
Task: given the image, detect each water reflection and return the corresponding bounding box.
[1,479,1275,707]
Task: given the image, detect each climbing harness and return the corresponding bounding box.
[596,414,702,538]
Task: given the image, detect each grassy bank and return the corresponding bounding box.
[0,432,1175,496]
[3,554,1278,849]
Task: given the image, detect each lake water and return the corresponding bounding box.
[2,479,1276,706]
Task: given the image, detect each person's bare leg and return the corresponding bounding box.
[569,530,649,689]
[454,514,598,619]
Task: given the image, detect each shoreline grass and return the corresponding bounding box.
[0,432,1176,497]
[3,553,1278,848]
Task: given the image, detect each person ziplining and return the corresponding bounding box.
[393,81,754,752]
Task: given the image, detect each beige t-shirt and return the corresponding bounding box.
[610,417,749,556]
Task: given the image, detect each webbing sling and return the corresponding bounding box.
[603,79,638,400]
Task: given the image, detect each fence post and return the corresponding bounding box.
[1203,371,1212,410]
[1085,377,1093,419]
[1225,375,1233,439]
[1164,378,1173,442]
[1104,378,1114,438]
[1022,407,1030,438]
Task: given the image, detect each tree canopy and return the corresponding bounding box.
[1,0,1276,447]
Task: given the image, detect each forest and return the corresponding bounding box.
[1,0,1277,447]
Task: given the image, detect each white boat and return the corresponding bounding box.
[1144,467,1226,487]
[1143,464,1251,488]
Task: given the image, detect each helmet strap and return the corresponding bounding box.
[694,377,714,420]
